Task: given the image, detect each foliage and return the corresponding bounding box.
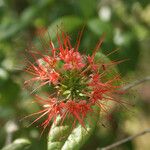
[0,0,150,150]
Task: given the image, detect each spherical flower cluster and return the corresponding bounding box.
[24,30,122,130]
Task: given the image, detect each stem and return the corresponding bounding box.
[99,128,150,150]
[119,76,150,92]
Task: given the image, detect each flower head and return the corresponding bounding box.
[24,30,123,130]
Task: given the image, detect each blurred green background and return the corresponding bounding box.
[0,0,150,149]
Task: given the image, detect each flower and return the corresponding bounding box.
[24,29,123,130]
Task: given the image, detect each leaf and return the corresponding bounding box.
[78,0,97,18]
[87,18,113,41]
[20,0,54,25]
[0,79,20,106]
[0,0,54,41]
[47,16,83,40]
[1,138,31,150]
[95,52,120,84]
[48,107,99,150]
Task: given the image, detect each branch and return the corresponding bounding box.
[97,77,150,150]
[99,128,150,150]
[119,76,150,92]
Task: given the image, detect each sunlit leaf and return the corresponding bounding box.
[47,16,83,40]
[87,18,113,41]
[2,138,31,150]
[48,107,99,150]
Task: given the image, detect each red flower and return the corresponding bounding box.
[48,69,59,84]
[24,29,124,131]
[59,48,85,70]
[24,52,59,92]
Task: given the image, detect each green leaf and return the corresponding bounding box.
[47,16,83,40]
[48,107,99,150]
[0,79,20,106]
[78,0,97,18]
[1,138,31,150]
[95,52,119,78]
[0,0,54,41]
[87,18,113,41]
